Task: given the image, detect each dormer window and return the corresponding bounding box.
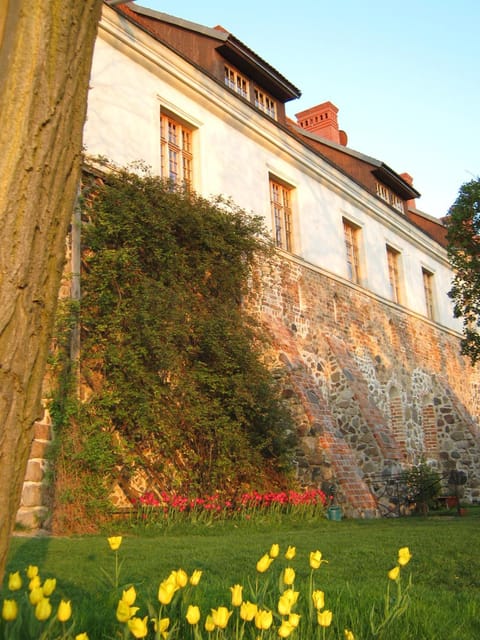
[254,88,276,119]
[224,64,249,99]
[375,181,404,213]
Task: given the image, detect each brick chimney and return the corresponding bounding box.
[295,101,348,145]
[400,172,416,209]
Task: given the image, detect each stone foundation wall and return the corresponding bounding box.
[252,253,480,514]
[16,407,52,531]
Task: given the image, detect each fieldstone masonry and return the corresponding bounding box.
[252,253,480,513]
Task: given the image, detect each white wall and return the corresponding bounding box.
[83,6,460,334]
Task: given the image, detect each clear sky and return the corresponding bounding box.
[135,0,479,218]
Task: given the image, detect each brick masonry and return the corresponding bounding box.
[251,253,480,515]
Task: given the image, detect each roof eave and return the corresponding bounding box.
[373,165,421,200]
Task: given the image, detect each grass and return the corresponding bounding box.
[3,510,480,639]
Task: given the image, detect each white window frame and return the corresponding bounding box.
[224,64,249,99]
[254,88,276,119]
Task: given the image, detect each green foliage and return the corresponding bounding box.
[401,460,441,512]
[446,177,480,364]
[77,165,296,498]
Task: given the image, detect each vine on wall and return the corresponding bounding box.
[52,165,297,529]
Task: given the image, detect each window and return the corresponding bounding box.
[270,178,293,251]
[254,88,276,119]
[160,113,193,187]
[343,219,362,284]
[422,268,435,320]
[224,65,249,99]
[386,245,402,303]
[375,181,404,213]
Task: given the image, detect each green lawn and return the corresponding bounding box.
[3,511,480,639]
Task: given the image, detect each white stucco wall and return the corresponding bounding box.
[83,6,460,334]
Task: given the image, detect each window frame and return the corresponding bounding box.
[160,111,194,188]
[375,181,404,213]
[342,218,363,285]
[254,87,277,119]
[386,244,403,304]
[269,176,294,252]
[422,267,435,320]
[224,64,249,99]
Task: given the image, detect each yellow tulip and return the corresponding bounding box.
[152,617,170,638]
[278,620,295,638]
[230,584,243,607]
[344,630,355,640]
[278,594,293,616]
[288,613,301,628]
[283,567,295,585]
[29,586,44,605]
[128,616,149,638]
[211,606,232,629]
[240,600,257,621]
[285,545,296,560]
[312,590,325,610]
[189,570,202,586]
[256,553,274,573]
[29,575,41,591]
[205,614,215,632]
[281,589,299,612]
[254,608,273,630]
[398,547,412,566]
[26,565,39,579]
[116,599,138,623]
[174,569,188,588]
[57,599,72,622]
[75,633,89,640]
[388,566,400,581]
[269,543,280,558]
[122,586,137,606]
[2,599,18,621]
[116,600,131,623]
[186,605,201,625]
[107,536,122,551]
[35,598,52,621]
[317,609,333,627]
[309,550,323,569]
[8,571,22,591]
[158,579,178,605]
[43,578,56,596]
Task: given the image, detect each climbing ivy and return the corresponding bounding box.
[72,165,296,504]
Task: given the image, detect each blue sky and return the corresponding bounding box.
[137,0,479,218]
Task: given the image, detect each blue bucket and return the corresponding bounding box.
[327,506,342,521]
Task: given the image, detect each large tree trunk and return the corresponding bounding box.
[0,0,103,582]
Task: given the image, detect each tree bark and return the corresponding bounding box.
[0,0,103,582]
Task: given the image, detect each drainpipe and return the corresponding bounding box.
[70,187,82,396]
